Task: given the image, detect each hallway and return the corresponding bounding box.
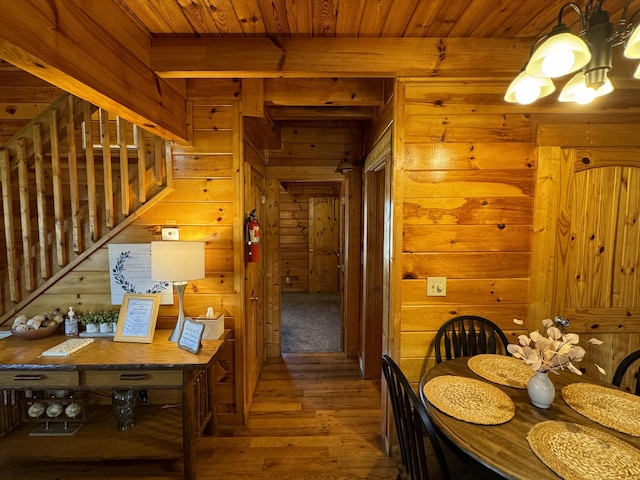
[204,352,397,479]
[1,353,397,479]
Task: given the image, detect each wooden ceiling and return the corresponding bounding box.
[115,0,628,39]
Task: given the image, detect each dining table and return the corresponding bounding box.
[420,355,640,480]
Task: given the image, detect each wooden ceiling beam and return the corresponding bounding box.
[268,106,375,121]
[152,37,531,78]
[0,0,187,141]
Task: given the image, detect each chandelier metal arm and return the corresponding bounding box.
[558,2,588,30]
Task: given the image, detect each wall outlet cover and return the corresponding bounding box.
[161,227,180,241]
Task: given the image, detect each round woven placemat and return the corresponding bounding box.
[423,375,514,425]
[562,383,640,437]
[467,354,535,389]
[528,421,640,480]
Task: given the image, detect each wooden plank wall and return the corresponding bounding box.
[395,79,536,384]
[280,182,339,292]
[13,79,245,426]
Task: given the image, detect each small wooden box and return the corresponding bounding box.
[197,313,224,340]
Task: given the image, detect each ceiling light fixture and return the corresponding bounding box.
[505,0,640,105]
[335,151,356,174]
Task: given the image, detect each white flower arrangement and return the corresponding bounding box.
[507,318,605,375]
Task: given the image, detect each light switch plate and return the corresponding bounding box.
[427,277,447,296]
[161,227,180,241]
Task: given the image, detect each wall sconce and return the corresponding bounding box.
[151,241,205,342]
[336,151,356,174]
[505,0,640,105]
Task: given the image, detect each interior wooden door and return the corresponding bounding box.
[308,196,339,292]
[361,167,385,379]
[244,163,265,408]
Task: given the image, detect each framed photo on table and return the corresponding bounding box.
[114,294,160,343]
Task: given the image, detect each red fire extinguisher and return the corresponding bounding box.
[245,209,260,263]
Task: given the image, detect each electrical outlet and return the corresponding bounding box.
[427,277,447,296]
[161,227,179,241]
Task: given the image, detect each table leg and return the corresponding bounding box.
[183,370,197,480]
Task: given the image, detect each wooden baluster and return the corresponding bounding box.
[0,149,19,302]
[117,116,130,217]
[51,108,67,267]
[83,103,98,241]
[33,123,50,279]
[154,137,164,186]
[16,138,34,290]
[135,125,147,204]
[100,109,114,229]
[67,96,82,254]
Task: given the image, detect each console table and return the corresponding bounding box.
[0,329,227,480]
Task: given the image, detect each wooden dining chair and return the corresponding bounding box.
[612,349,640,396]
[434,315,509,363]
[382,354,452,480]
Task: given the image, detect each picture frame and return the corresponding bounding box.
[178,318,205,354]
[113,294,160,343]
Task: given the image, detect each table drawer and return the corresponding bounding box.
[82,370,183,387]
[0,370,79,388]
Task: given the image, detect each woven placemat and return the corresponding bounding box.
[423,375,514,425]
[528,421,640,480]
[562,383,640,436]
[468,354,535,389]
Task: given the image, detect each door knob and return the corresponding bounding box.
[250,295,259,301]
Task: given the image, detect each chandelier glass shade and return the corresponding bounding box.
[505,0,640,105]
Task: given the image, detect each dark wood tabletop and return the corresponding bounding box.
[421,357,640,480]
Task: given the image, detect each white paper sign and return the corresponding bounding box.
[178,318,205,354]
[108,244,173,305]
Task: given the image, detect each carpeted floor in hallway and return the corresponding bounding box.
[281,292,340,353]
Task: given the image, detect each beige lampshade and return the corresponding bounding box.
[151,241,205,282]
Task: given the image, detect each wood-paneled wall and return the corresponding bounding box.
[280,182,339,292]
[395,79,536,383]
[394,79,640,388]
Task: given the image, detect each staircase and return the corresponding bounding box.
[0,93,171,323]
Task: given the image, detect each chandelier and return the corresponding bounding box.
[505,0,640,105]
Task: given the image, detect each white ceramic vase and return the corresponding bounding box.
[527,371,555,408]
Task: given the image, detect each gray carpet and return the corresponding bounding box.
[281,292,340,353]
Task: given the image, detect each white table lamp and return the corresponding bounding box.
[151,241,205,342]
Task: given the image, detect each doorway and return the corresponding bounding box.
[278,182,343,353]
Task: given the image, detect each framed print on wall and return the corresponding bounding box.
[114,294,161,343]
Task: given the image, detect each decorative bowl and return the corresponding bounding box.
[10,323,62,340]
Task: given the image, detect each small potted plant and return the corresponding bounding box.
[78,310,119,334]
[97,310,119,333]
[78,311,100,334]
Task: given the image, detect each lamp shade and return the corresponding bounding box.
[151,241,205,282]
[558,72,614,104]
[504,70,555,104]
[527,31,591,78]
[624,25,640,58]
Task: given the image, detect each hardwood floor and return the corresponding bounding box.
[1,353,398,479]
